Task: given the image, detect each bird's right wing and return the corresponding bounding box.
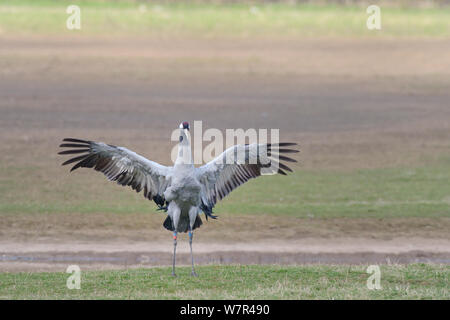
[195,143,298,215]
[59,138,172,204]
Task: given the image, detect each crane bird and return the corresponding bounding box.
[59,122,298,276]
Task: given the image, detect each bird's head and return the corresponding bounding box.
[178,121,190,144]
[179,121,190,131]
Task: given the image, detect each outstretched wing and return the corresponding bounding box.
[59,138,172,204]
[195,143,298,216]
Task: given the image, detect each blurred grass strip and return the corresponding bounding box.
[1,163,449,218]
[0,1,449,37]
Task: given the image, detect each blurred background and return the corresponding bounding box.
[0,0,449,272]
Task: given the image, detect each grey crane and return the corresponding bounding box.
[59,122,298,276]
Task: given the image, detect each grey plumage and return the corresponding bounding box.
[59,122,298,276]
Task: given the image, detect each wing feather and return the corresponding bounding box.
[59,138,171,203]
[196,142,298,211]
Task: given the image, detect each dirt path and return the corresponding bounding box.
[1,238,449,272]
[2,214,448,271]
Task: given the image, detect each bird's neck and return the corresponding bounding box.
[175,141,193,166]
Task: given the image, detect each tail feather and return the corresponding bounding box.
[193,215,203,230]
[163,215,174,231]
[163,215,203,232]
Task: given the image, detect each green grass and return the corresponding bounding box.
[1,162,449,218]
[0,264,448,299]
[219,163,450,218]
[0,0,449,37]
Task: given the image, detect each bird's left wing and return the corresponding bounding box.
[195,142,298,217]
[59,138,171,204]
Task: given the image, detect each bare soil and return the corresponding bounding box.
[0,35,449,271]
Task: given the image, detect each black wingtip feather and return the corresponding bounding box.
[70,154,96,172]
[278,162,293,172]
[58,149,90,155]
[59,143,90,148]
[62,138,90,144]
[268,142,298,147]
[61,154,89,166]
[276,148,300,154]
[278,155,297,163]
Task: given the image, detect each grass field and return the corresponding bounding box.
[0,0,449,37]
[0,264,448,299]
[0,0,449,300]
[1,161,449,218]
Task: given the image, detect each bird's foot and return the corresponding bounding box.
[191,271,198,277]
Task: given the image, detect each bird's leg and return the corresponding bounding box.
[172,231,177,277]
[189,229,198,277]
